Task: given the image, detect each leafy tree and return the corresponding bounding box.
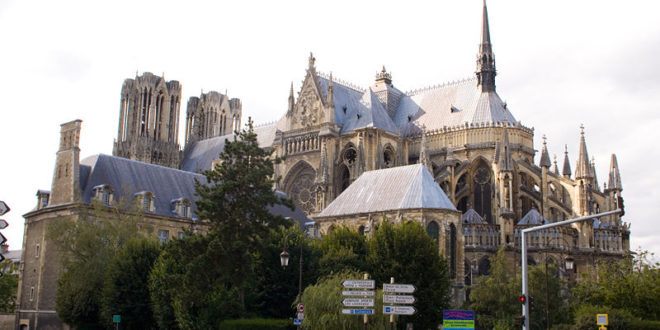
[194,117,293,314]
[48,203,143,328]
[301,270,390,330]
[0,259,18,312]
[316,225,368,277]
[101,237,161,330]
[367,221,450,330]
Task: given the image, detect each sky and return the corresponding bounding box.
[1,0,659,259]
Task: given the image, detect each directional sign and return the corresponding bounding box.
[0,219,7,230]
[0,233,6,246]
[343,280,375,289]
[293,318,302,325]
[343,298,374,307]
[342,309,374,315]
[383,294,416,304]
[383,283,416,293]
[383,305,416,315]
[342,290,374,296]
[0,201,9,216]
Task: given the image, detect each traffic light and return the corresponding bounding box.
[515,315,525,326]
[529,296,535,310]
[518,295,526,304]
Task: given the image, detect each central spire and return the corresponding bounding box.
[476,0,496,92]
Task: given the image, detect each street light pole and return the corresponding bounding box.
[280,227,308,330]
[520,209,622,330]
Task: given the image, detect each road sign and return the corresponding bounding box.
[597,314,608,325]
[0,201,9,216]
[343,279,375,289]
[342,290,374,296]
[443,310,475,330]
[113,315,121,323]
[297,303,304,313]
[343,298,374,307]
[297,312,304,320]
[0,219,7,230]
[0,233,6,246]
[342,309,374,315]
[293,318,302,325]
[383,283,416,293]
[383,305,416,315]
[383,294,416,304]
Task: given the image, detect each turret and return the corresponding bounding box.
[288,82,295,115]
[575,125,593,181]
[606,154,622,193]
[50,120,82,205]
[539,135,551,168]
[562,145,572,178]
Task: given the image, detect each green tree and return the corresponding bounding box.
[316,225,368,277]
[101,237,161,330]
[367,221,450,330]
[0,259,18,312]
[194,117,293,315]
[301,270,390,330]
[49,203,143,329]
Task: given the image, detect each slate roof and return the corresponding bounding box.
[78,154,311,227]
[516,209,549,226]
[316,164,456,218]
[462,208,486,224]
[181,124,278,172]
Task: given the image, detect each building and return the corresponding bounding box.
[17,2,629,328]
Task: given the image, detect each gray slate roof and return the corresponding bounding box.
[462,208,486,224]
[181,124,277,173]
[316,164,456,218]
[78,154,311,226]
[516,209,549,226]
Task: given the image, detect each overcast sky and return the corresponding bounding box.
[1,0,659,259]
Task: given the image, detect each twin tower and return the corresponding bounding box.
[113,72,242,168]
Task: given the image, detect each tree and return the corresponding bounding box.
[316,225,368,277]
[48,203,143,328]
[367,221,450,330]
[0,259,18,312]
[301,270,390,330]
[194,117,293,314]
[101,237,161,330]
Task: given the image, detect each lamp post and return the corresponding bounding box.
[542,236,574,330]
[521,209,621,330]
[280,227,308,330]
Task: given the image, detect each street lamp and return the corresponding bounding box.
[281,228,307,330]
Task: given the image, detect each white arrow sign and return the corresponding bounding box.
[342,309,374,315]
[383,305,416,315]
[383,294,416,304]
[0,219,7,230]
[343,280,375,289]
[0,201,9,216]
[383,283,416,293]
[343,298,374,307]
[342,290,374,296]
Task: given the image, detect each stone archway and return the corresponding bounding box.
[283,161,317,214]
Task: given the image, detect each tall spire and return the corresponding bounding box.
[607,154,622,192]
[476,0,496,92]
[287,82,295,115]
[552,154,559,174]
[575,124,593,179]
[591,157,600,191]
[562,144,572,178]
[419,126,433,174]
[539,135,551,168]
[327,72,334,107]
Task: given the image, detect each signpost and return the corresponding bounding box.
[383,295,415,304]
[383,278,416,330]
[113,315,120,330]
[0,201,9,216]
[443,310,475,330]
[597,313,608,330]
[0,201,8,277]
[383,306,416,315]
[0,219,8,230]
[383,284,416,293]
[343,274,373,330]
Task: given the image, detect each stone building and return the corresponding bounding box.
[17,2,630,329]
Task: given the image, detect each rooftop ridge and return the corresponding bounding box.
[83,153,205,177]
[405,77,475,96]
[317,71,366,93]
[253,120,277,128]
[405,120,534,138]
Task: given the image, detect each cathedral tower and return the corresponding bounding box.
[113,72,182,168]
[476,0,496,92]
[184,90,242,145]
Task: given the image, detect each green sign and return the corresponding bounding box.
[443,310,475,329]
[113,315,121,323]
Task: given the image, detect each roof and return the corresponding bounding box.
[181,123,278,172]
[316,164,456,218]
[77,154,311,226]
[462,209,486,224]
[516,209,549,226]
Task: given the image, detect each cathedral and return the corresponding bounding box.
[16,2,629,329]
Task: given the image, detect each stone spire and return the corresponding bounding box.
[419,127,433,174]
[375,65,392,85]
[316,140,329,184]
[308,52,316,73]
[327,72,334,108]
[552,154,559,174]
[496,127,513,172]
[562,144,572,178]
[591,157,600,191]
[287,82,295,114]
[476,0,496,92]
[607,154,622,192]
[575,125,593,179]
[539,135,551,168]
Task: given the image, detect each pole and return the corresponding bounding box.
[521,209,621,330]
[364,273,369,330]
[545,251,549,330]
[298,234,304,330]
[390,277,395,330]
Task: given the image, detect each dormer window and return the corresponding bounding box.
[36,190,50,210]
[171,198,192,218]
[135,191,155,213]
[93,184,114,206]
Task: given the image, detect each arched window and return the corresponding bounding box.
[383,145,395,168]
[283,161,317,214]
[473,163,493,223]
[337,164,350,194]
[426,221,439,245]
[449,224,457,278]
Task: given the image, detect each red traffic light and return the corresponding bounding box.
[519,295,526,304]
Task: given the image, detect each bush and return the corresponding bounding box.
[218,318,293,330]
[573,304,633,330]
[629,319,660,330]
